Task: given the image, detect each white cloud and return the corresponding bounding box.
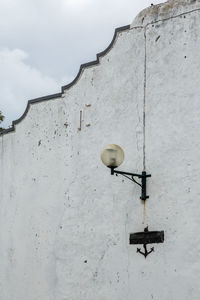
[0,48,70,128]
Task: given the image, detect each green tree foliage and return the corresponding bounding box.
[0,111,4,131]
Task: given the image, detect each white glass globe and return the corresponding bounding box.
[101,144,124,168]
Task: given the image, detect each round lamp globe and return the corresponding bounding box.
[101,144,124,168]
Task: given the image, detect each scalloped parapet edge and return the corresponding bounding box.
[0,24,130,136]
[2,0,200,137]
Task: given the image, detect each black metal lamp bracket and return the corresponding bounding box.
[110,167,151,201]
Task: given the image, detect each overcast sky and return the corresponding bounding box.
[0,0,165,128]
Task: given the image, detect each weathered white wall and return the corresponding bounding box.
[1,0,200,299]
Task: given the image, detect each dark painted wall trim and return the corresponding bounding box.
[0,24,130,136]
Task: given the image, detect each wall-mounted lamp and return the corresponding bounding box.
[101,144,151,201]
[101,144,164,258]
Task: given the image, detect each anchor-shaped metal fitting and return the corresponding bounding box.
[130,226,164,259]
[137,244,154,258]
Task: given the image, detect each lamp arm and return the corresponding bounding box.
[111,169,142,177]
[109,167,151,201]
[117,173,142,187]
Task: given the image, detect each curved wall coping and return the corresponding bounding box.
[0,25,130,136]
[131,0,200,28]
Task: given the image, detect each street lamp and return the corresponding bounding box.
[101,144,151,201]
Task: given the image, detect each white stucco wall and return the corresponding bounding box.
[1,0,200,299]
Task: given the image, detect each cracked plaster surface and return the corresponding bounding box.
[131,0,200,27]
